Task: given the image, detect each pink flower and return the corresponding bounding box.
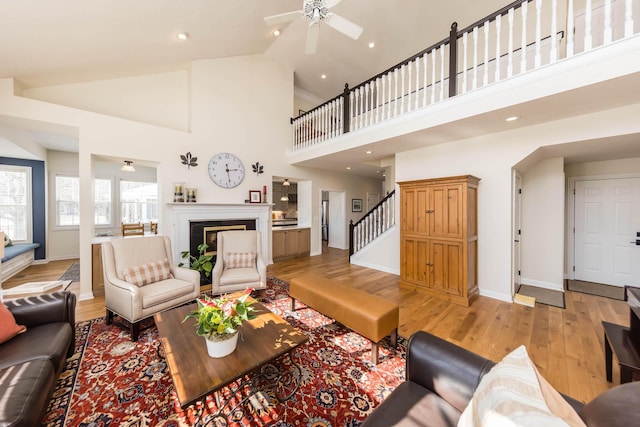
[244,288,254,295]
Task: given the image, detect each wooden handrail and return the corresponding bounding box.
[349,190,395,257]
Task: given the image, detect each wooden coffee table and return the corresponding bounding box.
[155,296,308,409]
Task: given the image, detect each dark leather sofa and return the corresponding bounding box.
[0,291,76,426]
[363,330,640,426]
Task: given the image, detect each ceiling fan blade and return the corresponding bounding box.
[324,12,363,40]
[324,0,344,8]
[305,22,320,55]
[264,10,303,26]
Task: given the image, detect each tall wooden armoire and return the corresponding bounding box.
[399,175,480,306]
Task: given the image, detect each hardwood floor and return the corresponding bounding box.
[2,248,629,404]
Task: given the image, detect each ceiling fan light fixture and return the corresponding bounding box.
[282,178,291,186]
[121,160,135,172]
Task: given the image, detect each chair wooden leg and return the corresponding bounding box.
[106,309,114,325]
[290,297,296,312]
[131,321,140,342]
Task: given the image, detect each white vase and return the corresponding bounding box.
[205,332,239,358]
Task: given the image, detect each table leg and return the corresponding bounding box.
[620,367,633,384]
[605,332,613,382]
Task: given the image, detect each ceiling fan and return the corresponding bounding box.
[264,0,363,54]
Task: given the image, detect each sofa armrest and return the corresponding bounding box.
[5,291,76,356]
[406,331,496,412]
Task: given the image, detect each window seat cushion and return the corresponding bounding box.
[1,243,40,263]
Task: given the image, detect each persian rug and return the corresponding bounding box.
[58,262,80,282]
[43,277,406,427]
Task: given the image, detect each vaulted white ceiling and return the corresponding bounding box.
[0,0,507,100]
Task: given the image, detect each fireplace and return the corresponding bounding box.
[169,203,272,265]
[188,219,256,263]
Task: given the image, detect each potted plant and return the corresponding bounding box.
[179,243,213,285]
[182,288,257,358]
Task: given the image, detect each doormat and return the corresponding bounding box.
[567,279,625,300]
[58,262,80,282]
[517,285,565,308]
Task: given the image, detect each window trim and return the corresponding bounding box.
[53,173,80,230]
[0,164,33,243]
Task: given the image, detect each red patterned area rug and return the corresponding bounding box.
[43,277,406,427]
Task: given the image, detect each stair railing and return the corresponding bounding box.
[349,190,396,257]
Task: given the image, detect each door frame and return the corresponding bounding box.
[567,172,640,281]
[511,170,522,298]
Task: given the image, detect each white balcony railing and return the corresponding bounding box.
[291,0,638,152]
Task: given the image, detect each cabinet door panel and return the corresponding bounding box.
[297,229,310,255]
[401,237,429,287]
[285,231,298,255]
[431,184,463,238]
[273,231,287,259]
[401,187,429,234]
[430,240,463,296]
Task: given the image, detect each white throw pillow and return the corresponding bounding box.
[457,345,585,427]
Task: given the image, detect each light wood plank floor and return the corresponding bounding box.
[2,248,629,404]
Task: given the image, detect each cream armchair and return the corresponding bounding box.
[210,230,267,295]
[101,235,200,340]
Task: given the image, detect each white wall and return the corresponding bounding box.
[47,150,79,260]
[520,157,565,291]
[24,71,190,132]
[395,102,640,301]
[0,55,382,299]
[565,156,640,177]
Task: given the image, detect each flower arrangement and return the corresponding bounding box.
[183,289,257,341]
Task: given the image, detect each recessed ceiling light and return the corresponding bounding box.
[346,166,351,170]
[506,116,519,122]
[365,150,373,154]
[176,32,189,41]
[321,74,327,79]
[368,42,375,48]
[273,29,281,36]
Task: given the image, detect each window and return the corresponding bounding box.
[120,180,158,223]
[55,175,80,226]
[94,178,112,225]
[0,165,32,242]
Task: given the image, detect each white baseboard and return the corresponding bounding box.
[479,288,513,303]
[78,292,95,301]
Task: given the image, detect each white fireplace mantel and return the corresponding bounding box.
[168,203,272,265]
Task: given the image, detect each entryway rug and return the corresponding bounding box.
[517,284,565,308]
[43,277,406,427]
[58,262,80,282]
[567,279,625,300]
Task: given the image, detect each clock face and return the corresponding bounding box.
[208,153,245,189]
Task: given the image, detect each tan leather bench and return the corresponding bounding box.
[290,274,399,364]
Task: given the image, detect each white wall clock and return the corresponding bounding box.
[208,152,245,188]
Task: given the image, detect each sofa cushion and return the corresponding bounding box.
[362,381,462,427]
[0,359,56,426]
[122,258,172,287]
[458,345,585,427]
[0,322,73,374]
[0,303,26,344]
[578,382,640,426]
[224,252,256,269]
[141,278,196,309]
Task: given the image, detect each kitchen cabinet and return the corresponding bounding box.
[399,175,479,306]
[272,228,310,261]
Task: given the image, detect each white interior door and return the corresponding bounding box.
[574,178,640,286]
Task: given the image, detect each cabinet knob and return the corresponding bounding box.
[425,209,434,213]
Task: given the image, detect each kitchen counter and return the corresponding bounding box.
[272,225,308,231]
